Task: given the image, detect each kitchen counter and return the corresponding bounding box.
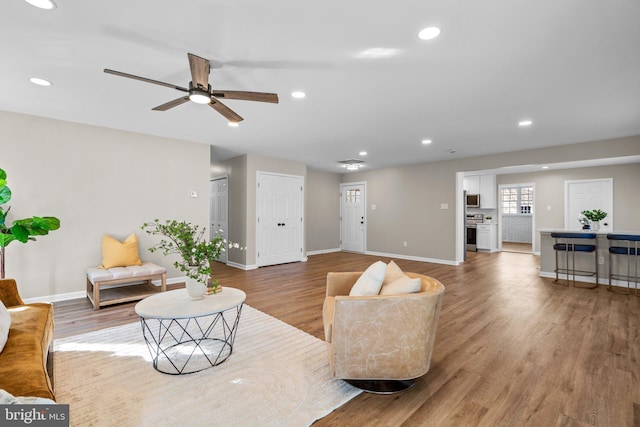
[538,229,640,287]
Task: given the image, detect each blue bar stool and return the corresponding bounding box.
[551,232,598,288]
[607,233,640,295]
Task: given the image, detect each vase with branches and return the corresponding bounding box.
[142,219,244,298]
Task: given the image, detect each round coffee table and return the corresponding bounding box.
[134,287,246,375]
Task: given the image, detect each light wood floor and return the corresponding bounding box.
[53,251,640,426]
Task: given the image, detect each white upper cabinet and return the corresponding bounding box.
[463,176,480,194]
[479,175,496,209]
[464,174,496,209]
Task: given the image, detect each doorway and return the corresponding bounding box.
[340,182,366,253]
[564,178,613,231]
[210,176,228,263]
[498,183,535,254]
[256,172,304,267]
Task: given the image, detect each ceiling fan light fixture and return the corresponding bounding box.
[189,92,211,104]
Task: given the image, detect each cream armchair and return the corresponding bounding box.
[322,271,445,393]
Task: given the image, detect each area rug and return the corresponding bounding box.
[53,305,361,426]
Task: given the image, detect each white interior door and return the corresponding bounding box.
[340,182,366,253]
[256,172,304,267]
[564,178,613,231]
[210,177,228,263]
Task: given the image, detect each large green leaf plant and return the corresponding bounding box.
[0,168,60,279]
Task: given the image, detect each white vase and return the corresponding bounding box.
[592,221,600,231]
[185,278,207,300]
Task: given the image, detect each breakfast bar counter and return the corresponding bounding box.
[538,229,640,287]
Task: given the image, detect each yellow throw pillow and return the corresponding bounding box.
[99,233,143,269]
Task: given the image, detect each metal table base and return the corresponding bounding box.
[139,303,243,375]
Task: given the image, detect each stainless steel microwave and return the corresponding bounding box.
[466,194,480,207]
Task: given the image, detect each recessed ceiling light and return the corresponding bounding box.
[421,139,432,145]
[355,48,400,59]
[345,164,363,171]
[291,91,306,99]
[24,0,56,9]
[228,122,239,127]
[541,165,549,169]
[359,151,367,156]
[29,77,52,86]
[518,120,533,127]
[418,27,441,40]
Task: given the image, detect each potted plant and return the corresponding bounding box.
[142,219,244,299]
[580,209,607,231]
[0,168,60,279]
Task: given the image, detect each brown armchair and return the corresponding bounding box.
[322,271,444,393]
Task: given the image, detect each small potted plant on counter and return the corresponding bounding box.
[580,209,607,231]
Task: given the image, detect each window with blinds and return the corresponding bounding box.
[501,186,533,215]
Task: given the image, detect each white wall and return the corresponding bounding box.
[1,110,210,299]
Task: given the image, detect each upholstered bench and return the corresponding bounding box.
[86,262,166,310]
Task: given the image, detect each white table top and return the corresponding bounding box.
[135,287,246,319]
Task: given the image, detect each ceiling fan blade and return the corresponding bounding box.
[209,99,244,123]
[188,53,210,90]
[211,90,279,104]
[104,69,188,92]
[152,96,190,111]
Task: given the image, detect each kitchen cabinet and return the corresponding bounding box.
[479,175,496,209]
[463,176,480,194]
[464,174,496,209]
[476,223,497,251]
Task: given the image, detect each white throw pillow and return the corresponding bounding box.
[382,260,405,285]
[0,300,10,353]
[349,261,387,296]
[379,275,422,295]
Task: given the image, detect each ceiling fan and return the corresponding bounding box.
[104,53,279,123]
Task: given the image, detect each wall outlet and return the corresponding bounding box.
[190,191,198,198]
[599,256,605,265]
[441,203,449,210]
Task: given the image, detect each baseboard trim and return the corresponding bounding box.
[365,251,460,266]
[226,261,257,271]
[306,248,341,256]
[24,290,86,304]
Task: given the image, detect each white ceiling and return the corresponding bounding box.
[2,1,640,173]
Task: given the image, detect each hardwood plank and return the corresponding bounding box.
[51,251,640,426]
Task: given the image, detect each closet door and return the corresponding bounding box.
[210,177,228,263]
[256,172,304,267]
